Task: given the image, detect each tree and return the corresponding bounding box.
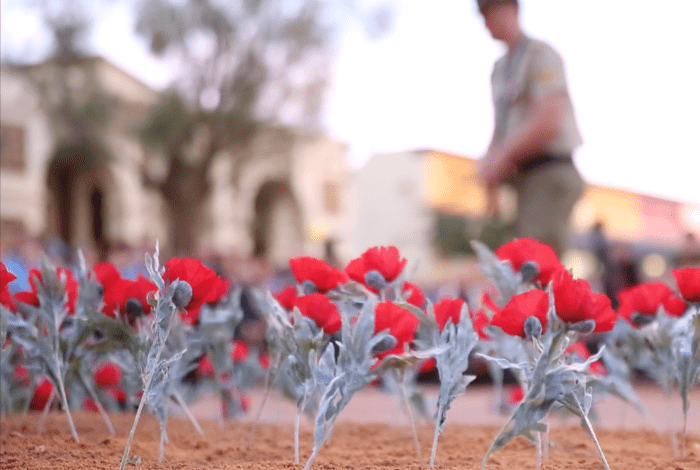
[134,0,394,254]
[5,0,114,251]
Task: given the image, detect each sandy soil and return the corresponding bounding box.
[2,384,700,470]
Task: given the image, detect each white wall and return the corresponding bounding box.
[350,150,439,282]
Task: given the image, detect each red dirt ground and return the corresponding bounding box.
[2,384,699,470]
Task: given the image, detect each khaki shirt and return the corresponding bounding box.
[491,36,582,155]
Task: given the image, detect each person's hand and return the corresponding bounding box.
[478,147,513,187]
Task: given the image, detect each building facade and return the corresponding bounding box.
[0,58,352,268]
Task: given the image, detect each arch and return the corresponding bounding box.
[46,141,113,259]
[252,180,303,267]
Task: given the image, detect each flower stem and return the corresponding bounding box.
[56,374,79,442]
[119,313,174,470]
[573,394,611,470]
[158,417,167,462]
[119,385,149,470]
[295,405,301,464]
[303,446,322,470]
[246,369,273,444]
[681,408,688,459]
[401,380,421,457]
[172,389,203,435]
[480,408,517,470]
[430,401,443,467]
[37,387,56,435]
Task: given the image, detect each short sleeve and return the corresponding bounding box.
[529,43,567,99]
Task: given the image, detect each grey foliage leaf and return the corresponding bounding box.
[566,319,596,334]
[470,240,520,304]
[475,353,532,374]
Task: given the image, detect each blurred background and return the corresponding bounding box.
[1,0,699,304]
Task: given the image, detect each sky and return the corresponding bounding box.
[2,0,699,206]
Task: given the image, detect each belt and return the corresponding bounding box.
[518,154,573,174]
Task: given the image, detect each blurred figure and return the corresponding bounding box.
[591,221,615,300]
[2,233,42,293]
[675,232,700,268]
[476,0,584,256]
[607,242,639,308]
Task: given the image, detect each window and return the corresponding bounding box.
[0,124,25,171]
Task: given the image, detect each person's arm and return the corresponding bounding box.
[479,43,570,186]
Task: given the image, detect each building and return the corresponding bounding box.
[0,57,352,269]
[351,149,700,284]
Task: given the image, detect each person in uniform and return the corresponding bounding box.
[476,0,584,256]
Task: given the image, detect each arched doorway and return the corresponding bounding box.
[46,142,111,260]
[252,181,303,267]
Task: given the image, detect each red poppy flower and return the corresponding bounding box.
[673,268,700,302]
[94,362,122,388]
[94,262,123,317]
[552,269,616,333]
[345,246,407,292]
[403,282,426,308]
[273,285,297,311]
[122,276,157,315]
[618,282,687,325]
[491,290,549,337]
[292,293,342,335]
[374,301,419,358]
[471,308,491,340]
[289,256,348,293]
[94,264,156,318]
[566,342,607,375]
[13,290,38,308]
[433,298,465,331]
[240,395,251,412]
[1,262,17,310]
[232,340,250,362]
[419,357,437,373]
[14,365,30,386]
[258,352,270,370]
[84,397,100,413]
[30,378,54,411]
[164,258,229,325]
[108,387,127,404]
[495,238,562,287]
[508,385,524,405]
[197,355,216,377]
[15,268,78,315]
